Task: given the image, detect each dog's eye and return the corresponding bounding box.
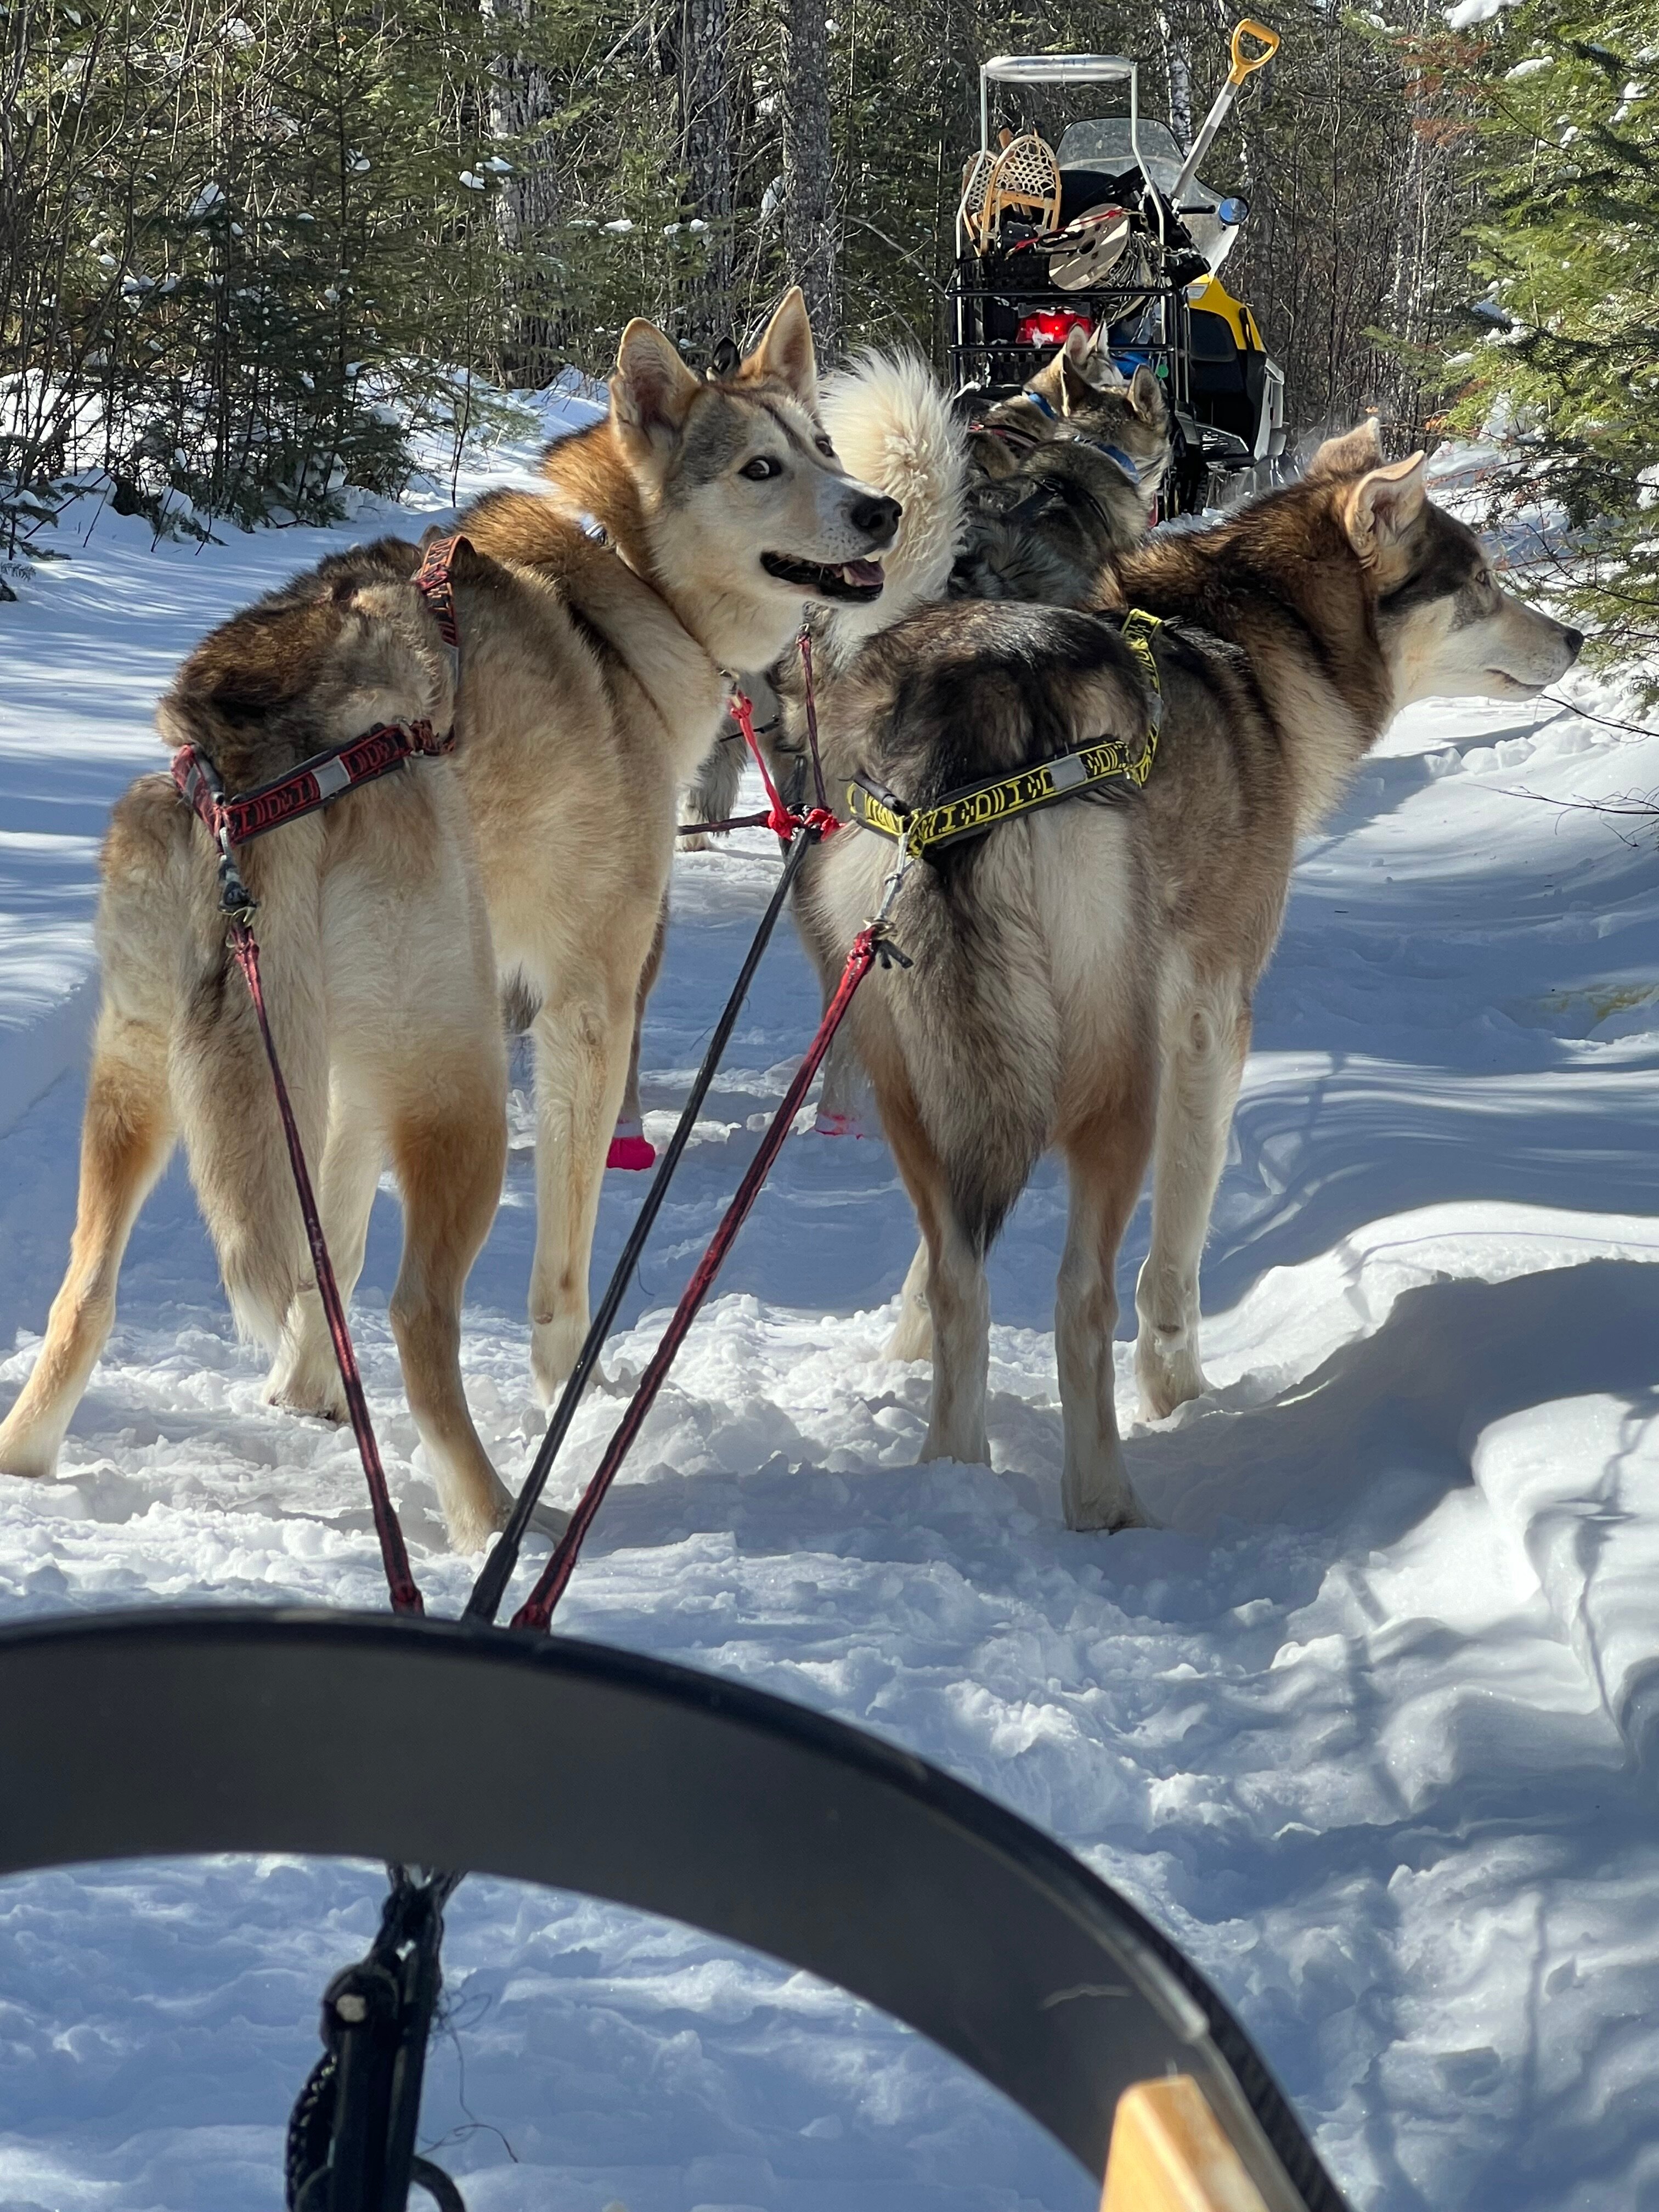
[814,435,836,459]
[740,455,782,481]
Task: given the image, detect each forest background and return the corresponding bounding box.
[0,0,1647,668]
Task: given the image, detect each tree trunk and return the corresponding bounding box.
[487,0,565,386]
[1160,8,1193,149]
[780,0,837,354]
[679,0,733,358]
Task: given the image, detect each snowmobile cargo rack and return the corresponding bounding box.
[0,1606,1348,2212]
[951,30,1288,511]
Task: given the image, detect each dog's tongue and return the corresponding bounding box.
[841,558,884,589]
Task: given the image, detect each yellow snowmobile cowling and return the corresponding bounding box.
[1181,272,1285,469]
[1186,272,1265,355]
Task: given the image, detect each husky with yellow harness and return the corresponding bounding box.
[792,420,1582,1534]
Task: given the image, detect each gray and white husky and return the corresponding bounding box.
[789,410,1582,1532]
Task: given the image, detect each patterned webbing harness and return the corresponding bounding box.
[847,606,1165,862]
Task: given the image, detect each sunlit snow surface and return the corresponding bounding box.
[4,422,1659,2210]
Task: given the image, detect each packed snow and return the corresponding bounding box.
[3,408,1659,2212]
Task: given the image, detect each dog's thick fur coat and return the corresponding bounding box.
[952,334,1172,606]
[792,411,1582,1531]
[0,290,898,1547]
[0,539,523,1547]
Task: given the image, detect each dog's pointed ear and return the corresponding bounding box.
[612,319,702,450]
[1128,363,1167,426]
[741,286,818,406]
[1086,327,1126,385]
[1345,452,1428,560]
[1308,417,1383,480]
[1057,325,1097,409]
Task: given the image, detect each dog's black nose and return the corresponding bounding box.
[1561,625,1585,657]
[851,493,902,545]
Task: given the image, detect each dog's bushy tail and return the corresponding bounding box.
[817,352,967,667]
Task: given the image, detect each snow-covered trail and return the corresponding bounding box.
[5,449,1659,2211]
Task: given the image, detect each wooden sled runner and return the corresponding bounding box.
[0,1607,1347,2212]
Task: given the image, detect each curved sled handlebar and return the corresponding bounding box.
[0,1608,1346,2212]
[1229,19,1280,81]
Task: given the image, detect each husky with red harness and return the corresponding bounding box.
[0,534,535,1555]
[0,291,900,1547]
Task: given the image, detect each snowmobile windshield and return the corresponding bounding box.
[1056,116,1239,270]
[1058,117,1183,184]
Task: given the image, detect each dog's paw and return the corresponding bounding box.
[0,1414,61,1482]
[443,1476,521,1555]
[263,1366,348,1424]
[1062,1481,1149,1533]
[1135,1331,1206,1422]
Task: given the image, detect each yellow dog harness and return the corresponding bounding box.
[847,609,1164,861]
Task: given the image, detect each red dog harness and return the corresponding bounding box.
[170,534,468,907]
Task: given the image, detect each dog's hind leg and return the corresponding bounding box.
[388,1066,520,1551]
[1135,980,1250,1420]
[0,1008,175,1479]
[1058,1097,1154,1532]
[264,1096,385,1422]
[881,1083,992,1469]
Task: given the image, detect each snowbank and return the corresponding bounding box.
[4,425,1659,2209]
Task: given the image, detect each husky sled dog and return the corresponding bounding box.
[0,290,897,1547]
[447,288,895,1398]
[0,539,528,1549]
[950,364,1170,605]
[951,329,1171,606]
[963,323,1137,481]
[792,419,1582,1531]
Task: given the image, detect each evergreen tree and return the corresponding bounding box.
[1435,0,1659,673]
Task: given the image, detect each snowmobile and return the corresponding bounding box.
[950,25,1288,512]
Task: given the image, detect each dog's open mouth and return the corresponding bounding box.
[760,552,885,604]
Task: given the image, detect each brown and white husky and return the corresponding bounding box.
[0,290,898,1549]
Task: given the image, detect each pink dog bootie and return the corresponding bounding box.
[607,1119,657,1171]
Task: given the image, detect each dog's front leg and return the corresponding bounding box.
[1135,985,1250,1421]
[528,986,636,1403]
